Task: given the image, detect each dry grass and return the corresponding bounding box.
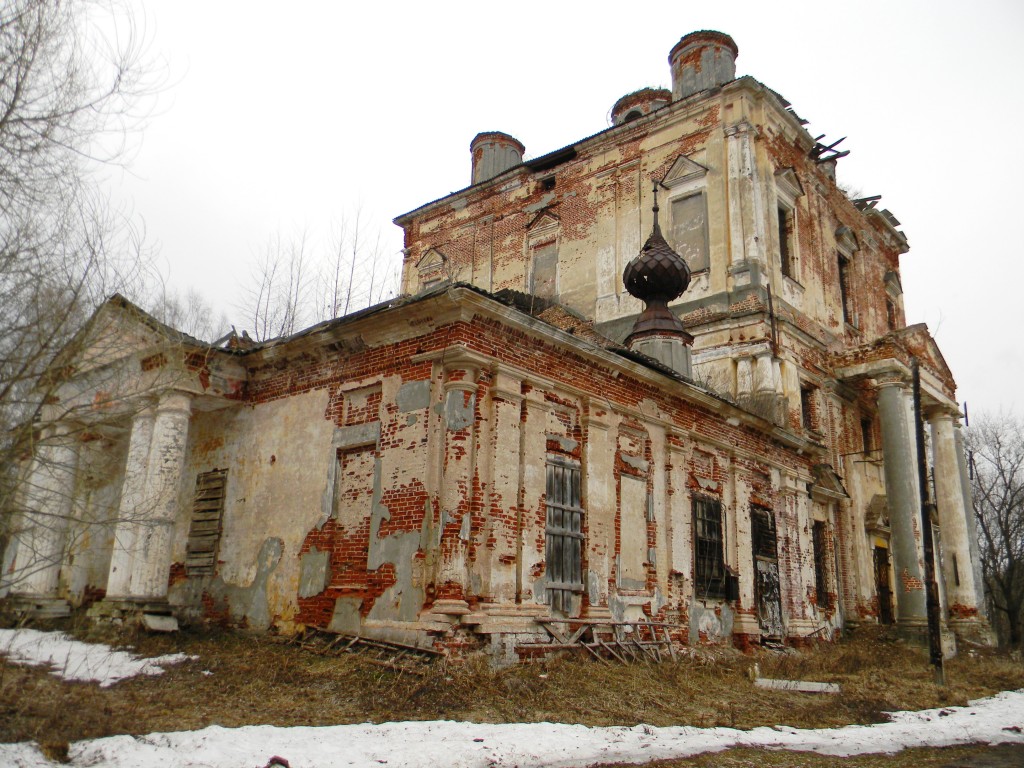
[1,618,1023,763]
[597,743,1024,767]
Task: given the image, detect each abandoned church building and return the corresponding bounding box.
[2,31,992,657]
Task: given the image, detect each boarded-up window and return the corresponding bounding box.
[545,458,583,612]
[693,496,725,599]
[185,469,228,576]
[669,194,708,273]
[334,447,376,531]
[619,476,647,587]
[531,241,558,299]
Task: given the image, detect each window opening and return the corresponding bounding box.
[873,545,894,625]
[812,520,830,609]
[694,496,725,599]
[886,298,897,331]
[751,505,784,637]
[540,175,556,191]
[861,417,873,454]
[778,205,795,278]
[185,469,228,576]
[545,458,584,612]
[838,254,854,325]
[800,386,814,431]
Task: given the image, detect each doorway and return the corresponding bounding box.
[751,506,784,639]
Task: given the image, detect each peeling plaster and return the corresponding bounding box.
[396,380,431,413]
[298,545,330,598]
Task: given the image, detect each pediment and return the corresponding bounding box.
[835,225,859,255]
[416,247,448,270]
[662,154,708,188]
[526,209,560,233]
[896,325,955,386]
[53,295,183,375]
[810,463,849,500]
[774,167,804,199]
[884,270,902,297]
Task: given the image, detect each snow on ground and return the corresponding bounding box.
[0,628,194,687]
[1,690,1023,768]
[1,629,1022,767]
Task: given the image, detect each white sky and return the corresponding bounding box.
[106,0,1024,414]
[2,629,1023,767]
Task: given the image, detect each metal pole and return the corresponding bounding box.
[912,358,945,685]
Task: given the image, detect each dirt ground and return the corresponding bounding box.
[1,618,1023,766]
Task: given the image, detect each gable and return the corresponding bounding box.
[662,154,708,188]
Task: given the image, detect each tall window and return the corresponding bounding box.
[812,521,831,609]
[774,167,803,280]
[837,253,854,326]
[861,417,873,454]
[778,204,795,278]
[693,496,725,599]
[545,459,583,612]
[800,386,815,431]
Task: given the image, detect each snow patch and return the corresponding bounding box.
[0,628,195,687]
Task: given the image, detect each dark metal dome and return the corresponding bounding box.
[623,188,691,304]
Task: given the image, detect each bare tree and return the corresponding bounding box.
[241,210,400,342]
[967,412,1024,646]
[244,231,311,342]
[0,0,160,595]
[148,284,229,343]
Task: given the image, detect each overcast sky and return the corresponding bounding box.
[107,0,1024,415]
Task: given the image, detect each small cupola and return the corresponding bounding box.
[470,132,525,185]
[668,30,738,102]
[610,87,672,126]
[623,185,694,376]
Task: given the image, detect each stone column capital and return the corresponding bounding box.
[155,390,192,417]
[873,372,909,390]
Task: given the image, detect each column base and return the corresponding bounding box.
[7,595,71,619]
[950,617,997,647]
[87,597,178,632]
[896,618,958,657]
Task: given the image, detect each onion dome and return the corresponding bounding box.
[623,186,691,341]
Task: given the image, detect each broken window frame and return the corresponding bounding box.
[774,168,804,282]
[693,495,726,600]
[545,456,584,613]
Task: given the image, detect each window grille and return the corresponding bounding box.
[545,459,583,612]
[693,496,725,599]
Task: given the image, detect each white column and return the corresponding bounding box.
[875,378,927,631]
[8,425,79,598]
[725,121,767,267]
[128,392,192,600]
[930,410,988,635]
[104,407,155,599]
[754,352,774,393]
[736,356,753,397]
